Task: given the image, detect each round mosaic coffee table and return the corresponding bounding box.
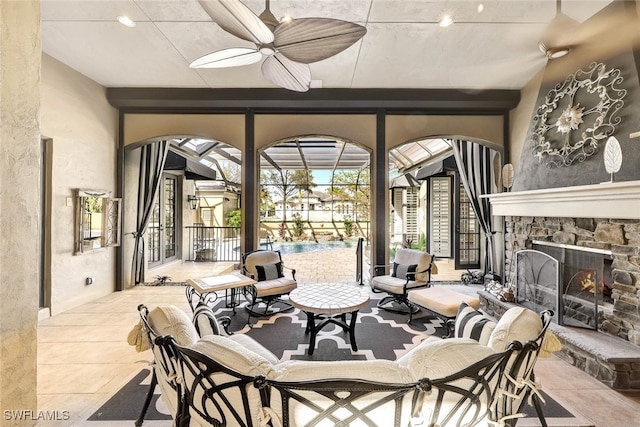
[288,283,370,355]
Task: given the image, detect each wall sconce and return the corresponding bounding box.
[187,195,199,210]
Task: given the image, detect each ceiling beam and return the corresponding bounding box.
[107,88,520,113]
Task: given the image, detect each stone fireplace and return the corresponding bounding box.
[482,181,640,389]
[504,217,640,345]
[514,241,614,331]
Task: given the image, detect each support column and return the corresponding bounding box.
[243,109,256,252]
[0,0,41,421]
[374,110,388,272]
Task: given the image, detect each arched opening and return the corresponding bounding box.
[258,135,371,284]
[124,135,242,285]
[388,136,503,282]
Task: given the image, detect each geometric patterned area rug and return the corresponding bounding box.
[89,296,588,425]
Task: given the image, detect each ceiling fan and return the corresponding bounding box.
[540,0,640,83]
[190,0,367,92]
[473,0,640,90]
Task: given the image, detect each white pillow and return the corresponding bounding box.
[488,306,542,352]
[406,338,496,381]
[147,305,199,346]
[191,334,276,377]
[188,335,274,427]
[226,334,280,365]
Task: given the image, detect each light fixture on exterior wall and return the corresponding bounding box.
[187,195,199,210]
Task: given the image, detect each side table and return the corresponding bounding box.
[289,283,370,355]
[186,273,256,311]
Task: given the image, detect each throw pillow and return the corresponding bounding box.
[193,301,222,337]
[392,262,418,280]
[147,305,199,346]
[487,306,542,352]
[454,302,496,346]
[255,262,284,281]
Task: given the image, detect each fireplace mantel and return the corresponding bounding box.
[482,180,640,219]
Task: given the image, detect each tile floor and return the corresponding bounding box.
[35,252,640,426]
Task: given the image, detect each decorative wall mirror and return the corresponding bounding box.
[74,189,121,255]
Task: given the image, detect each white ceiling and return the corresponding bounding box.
[41,0,615,91]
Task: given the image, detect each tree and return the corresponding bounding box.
[259,186,273,218]
[226,209,241,228]
[261,169,316,221]
[328,169,370,221]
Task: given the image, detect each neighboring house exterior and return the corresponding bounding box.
[270,191,358,222]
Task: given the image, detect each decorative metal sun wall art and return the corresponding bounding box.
[530,62,627,168]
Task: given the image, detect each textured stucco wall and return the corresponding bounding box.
[509,71,544,168]
[41,54,118,314]
[511,2,640,191]
[0,0,40,419]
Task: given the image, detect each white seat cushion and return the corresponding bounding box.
[272,360,415,427]
[371,275,424,293]
[407,287,480,318]
[253,277,297,297]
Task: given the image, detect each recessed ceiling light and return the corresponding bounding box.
[439,15,454,27]
[477,4,484,13]
[116,15,136,28]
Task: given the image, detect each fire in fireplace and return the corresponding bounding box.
[515,241,613,330]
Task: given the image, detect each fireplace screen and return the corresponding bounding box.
[515,249,560,323]
[516,244,612,330]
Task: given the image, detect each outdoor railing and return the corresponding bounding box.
[185,226,241,262]
[356,237,364,285]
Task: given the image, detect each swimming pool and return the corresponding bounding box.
[262,240,355,254]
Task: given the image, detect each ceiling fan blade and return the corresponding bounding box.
[261,53,311,92]
[198,0,274,45]
[190,47,262,68]
[273,18,367,64]
[542,5,640,83]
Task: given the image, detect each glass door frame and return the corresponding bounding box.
[454,174,481,270]
[148,173,180,268]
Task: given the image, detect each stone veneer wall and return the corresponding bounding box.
[503,216,640,347]
[480,291,640,390]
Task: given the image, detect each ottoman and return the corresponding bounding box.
[407,287,480,332]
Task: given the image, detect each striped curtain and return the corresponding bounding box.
[132,141,169,284]
[450,139,498,275]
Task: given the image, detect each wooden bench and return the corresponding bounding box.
[408,286,480,331]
